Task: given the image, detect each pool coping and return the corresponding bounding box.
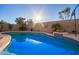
[1,31,79,40]
[0,34,11,53]
[53,32,79,42]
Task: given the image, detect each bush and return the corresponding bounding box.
[52,23,62,32]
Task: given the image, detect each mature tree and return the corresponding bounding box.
[58,11,64,19]
[58,7,70,20]
[63,7,70,20]
[15,17,25,25]
[8,24,14,31]
[0,20,10,31]
[26,19,33,31]
[26,19,33,25]
[15,17,26,31]
[0,20,4,31]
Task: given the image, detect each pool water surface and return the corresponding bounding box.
[2,32,79,55]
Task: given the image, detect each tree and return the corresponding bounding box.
[58,12,64,19]
[58,7,70,20]
[0,20,10,31]
[63,7,70,20]
[15,17,26,31]
[8,24,13,31]
[52,23,62,32]
[26,19,33,25]
[0,20,4,31]
[26,19,33,31]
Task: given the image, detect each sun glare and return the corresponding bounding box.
[32,11,44,23]
[35,15,42,21]
[34,14,42,22]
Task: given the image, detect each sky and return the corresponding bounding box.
[0,4,78,24]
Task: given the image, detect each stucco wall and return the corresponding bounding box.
[43,20,79,33]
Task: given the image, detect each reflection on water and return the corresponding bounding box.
[26,38,42,44]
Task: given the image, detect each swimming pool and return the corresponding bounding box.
[2,32,79,55]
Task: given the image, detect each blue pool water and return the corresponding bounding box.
[2,32,79,55]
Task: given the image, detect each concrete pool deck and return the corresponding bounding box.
[63,34,79,41]
[0,34,11,53]
[53,32,79,42]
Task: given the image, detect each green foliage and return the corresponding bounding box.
[8,24,13,30]
[15,17,26,26]
[52,23,62,31]
[26,19,33,25]
[58,12,64,19]
[26,19,33,31]
[15,17,26,31]
[0,20,9,31]
[0,17,33,31]
[58,7,70,20]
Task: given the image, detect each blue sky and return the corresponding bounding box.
[0,4,78,24]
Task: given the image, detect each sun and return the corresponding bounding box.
[35,15,42,21]
[34,14,42,23]
[32,11,43,23]
[33,14,43,23]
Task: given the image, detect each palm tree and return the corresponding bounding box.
[58,7,70,20]
[64,7,70,20]
[15,17,26,31]
[58,12,64,20]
